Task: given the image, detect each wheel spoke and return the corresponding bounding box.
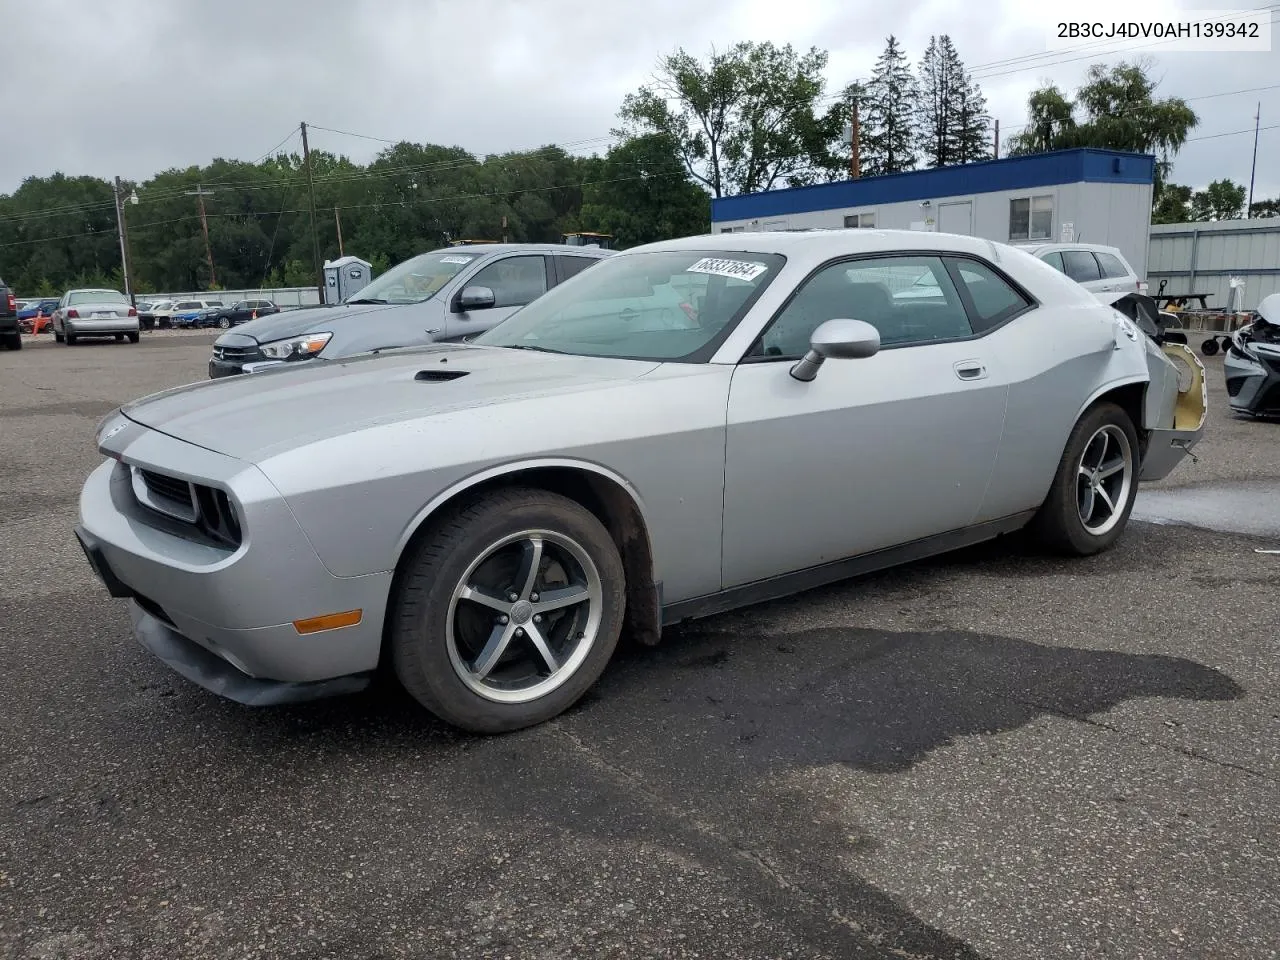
[457,584,512,614]
[1079,485,1096,524]
[1098,457,1126,480]
[1096,486,1116,517]
[472,622,518,679]
[533,584,591,614]
[523,623,560,674]
[514,537,543,601]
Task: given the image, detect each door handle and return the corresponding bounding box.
[953,360,988,381]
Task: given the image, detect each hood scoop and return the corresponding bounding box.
[414,369,469,382]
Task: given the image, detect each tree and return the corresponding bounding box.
[1249,197,1280,218]
[1152,183,1193,223]
[952,69,992,164]
[1005,61,1197,194]
[1190,179,1246,221]
[618,41,837,197]
[579,134,709,247]
[861,36,919,176]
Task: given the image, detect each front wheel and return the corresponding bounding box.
[1029,402,1140,556]
[389,488,625,734]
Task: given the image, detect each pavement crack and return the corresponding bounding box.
[1005,695,1279,784]
[550,723,969,958]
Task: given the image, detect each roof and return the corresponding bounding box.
[1013,241,1124,254]
[625,227,1017,262]
[711,148,1156,223]
[432,243,612,255]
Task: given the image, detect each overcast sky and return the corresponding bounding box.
[2,0,1277,200]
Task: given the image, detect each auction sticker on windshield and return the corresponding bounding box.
[687,257,768,282]
[440,255,475,264]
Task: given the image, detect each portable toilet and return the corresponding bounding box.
[323,255,374,304]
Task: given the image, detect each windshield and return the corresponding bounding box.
[473,250,784,361]
[345,250,481,304]
[68,290,127,305]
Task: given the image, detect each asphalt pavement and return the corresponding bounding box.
[1,333,1277,960]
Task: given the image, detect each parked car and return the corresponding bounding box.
[0,275,18,351]
[1224,293,1280,417]
[76,230,1208,734]
[52,289,140,345]
[139,300,176,330]
[18,299,59,335]
[208,243,611,378]
[200,299,280,329]
[1013,241,1145,296]
[171,300,224,328]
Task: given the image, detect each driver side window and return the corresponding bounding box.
[466,256,550,308]
[752,255,973,358]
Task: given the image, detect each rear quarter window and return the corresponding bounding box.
[1095,252,1131,278]
[1040,251,1065,272]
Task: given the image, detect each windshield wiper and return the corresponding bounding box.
[501,344,566,354]
[346,297,389,304]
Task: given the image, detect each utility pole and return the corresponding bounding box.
[850,100,861,179]
[334,206,344,257]
[112,176,136,306]
[993,118,1000,159]
[300,122,324,303]
[185,184,217,288]
[1247,102,1261,218]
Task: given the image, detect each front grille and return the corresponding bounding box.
[130,467,243,549]
[213,343,260,362]
[139,469,196,519]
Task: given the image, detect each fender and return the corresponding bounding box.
[1072,373,1148,427]
[392,455,653,561]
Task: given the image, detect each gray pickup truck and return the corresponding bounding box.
[1,276,20,351]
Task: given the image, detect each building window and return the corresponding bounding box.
[844,212,875,229]
[1009,195,1053,241]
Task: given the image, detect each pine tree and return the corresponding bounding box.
[952,65,992,164]
[916,35,990,168]
[862,35,919,176]
[916,36,959,167]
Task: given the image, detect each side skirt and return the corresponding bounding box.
[660,511,1036,627]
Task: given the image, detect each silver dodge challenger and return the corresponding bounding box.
[76,230,1208,733]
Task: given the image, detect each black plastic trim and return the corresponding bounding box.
[660,511,1035,626]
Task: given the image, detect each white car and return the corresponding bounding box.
[1013,242,1144,296]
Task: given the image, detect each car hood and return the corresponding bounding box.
[119,343,664,461]
[213,302,409,344]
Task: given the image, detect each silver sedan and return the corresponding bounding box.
[53,288,140,344]
[76,230,1207,733]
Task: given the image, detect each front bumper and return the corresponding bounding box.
[1224,348,1280,415]
[208,356,299,378]
[76,436,392,703]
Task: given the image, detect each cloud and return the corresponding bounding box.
[1,0,1276,198]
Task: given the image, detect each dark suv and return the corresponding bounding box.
[203,299,280,329]
[0,276,19,351]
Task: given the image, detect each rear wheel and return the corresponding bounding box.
[114,333,124,342]
[127,332,140,344]
[390,488,625,734]
[65,332,78,345]
[2,332,21,351]
[1029,402,1140,556]
[218,318,230,329]
[54,330,64,343]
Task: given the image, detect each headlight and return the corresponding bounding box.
[259,331,333,360]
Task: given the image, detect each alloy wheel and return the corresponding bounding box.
[446,529,603,704]
[1076,424,1134,536]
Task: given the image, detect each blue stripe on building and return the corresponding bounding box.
[710,148,1155,223]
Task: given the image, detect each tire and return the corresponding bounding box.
[218,318,230,329]
[2,332,21,351]
[65,333,78,345]
[115,333,124,342]
[127,332,140,343]
[390,487,625,734]
[1201,337,1220,356]
[54,330,64,343]
[1029,402,1140,556]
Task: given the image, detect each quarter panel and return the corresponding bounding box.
[257,366,735,602]
[975,300,1149,521]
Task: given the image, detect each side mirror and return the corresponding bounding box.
[457,285,496,312]
[790,318,881,382]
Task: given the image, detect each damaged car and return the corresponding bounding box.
[75,230,1207,734]
[1224,293,1280,417]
